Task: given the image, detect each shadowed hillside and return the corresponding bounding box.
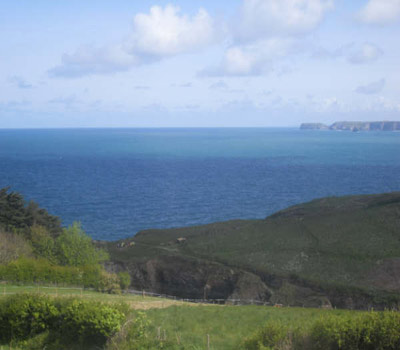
[106,192,400,309]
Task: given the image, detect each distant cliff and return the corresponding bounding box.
[300,121,400,131]
[299,123,329,130]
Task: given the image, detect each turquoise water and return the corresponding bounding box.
[0,128,399,240]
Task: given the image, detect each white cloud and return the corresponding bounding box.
[358,0,400,25]
[347,43,383,64]
[235,0,334,42]
[355,78,386,94]
[50,5,216,78]
[126,5,216,57]
[203,38,295,77]
[204,0,333,77]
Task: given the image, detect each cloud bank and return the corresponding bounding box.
[50,5,216,78]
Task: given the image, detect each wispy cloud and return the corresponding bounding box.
[8,76,33,89]
[312,42,383,65]
[355,78,386,94]
[358,0,400,25]
[347,43,383,64]
[209,80,229,89]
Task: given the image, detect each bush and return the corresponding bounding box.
[118,271,131,290]
[97,270,122,294]
[242,322,290,350]
[0,294,59,342]
[0,257,104,287]
[243,311,400,350]
[0,294,127,348]
[55,299,126,347]
[309,311,400,350]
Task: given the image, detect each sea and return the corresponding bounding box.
[0,128,399,241]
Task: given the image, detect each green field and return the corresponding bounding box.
[2,286,399,349]
[137,304,354,350]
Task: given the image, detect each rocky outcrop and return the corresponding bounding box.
[300,123,329,130]
[300,121,400,131]
[106,255,272,301]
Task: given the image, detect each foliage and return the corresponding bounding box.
[97,270,122,294]
[0,257,103,288]
[0,230,33,264]
[0,293,59,342]
[118,271,131,290]
[108,312,154,350]
[0,294,127,349]
[242,322,290,350]
[29,225,58,263]
[308,311,400,350]
[0,187,61,235]
[242,310,400,350]
[55,298,126,347]
[55,222,108,266]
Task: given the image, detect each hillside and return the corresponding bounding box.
[105,192,400,309]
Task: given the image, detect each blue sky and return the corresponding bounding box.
[1,0,400,127]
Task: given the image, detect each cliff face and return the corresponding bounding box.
[300,121,400,131]
[330,121,400,131]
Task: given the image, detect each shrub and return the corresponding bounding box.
[97,270,122,294]
[107,312,155,350]
[0,294,127,348]
[0,257,107,288]
[0,293,59,342]
[309,311,400,350]
[242,322,290,350]
[118,271,131,290]
[243,311,400,350]
[56,299,126,347]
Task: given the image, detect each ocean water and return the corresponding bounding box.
[0,128,399,240]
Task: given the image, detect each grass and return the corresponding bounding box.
[0,284,180,308]
[134,304,360,349]
[0,285,390,350]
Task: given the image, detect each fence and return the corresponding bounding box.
[0,283,272,306]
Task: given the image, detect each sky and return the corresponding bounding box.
[1,0,400,128]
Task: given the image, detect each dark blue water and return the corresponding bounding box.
[0,128,399,240]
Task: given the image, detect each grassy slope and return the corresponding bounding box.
[108,192,400,292]
[139,305,359,350]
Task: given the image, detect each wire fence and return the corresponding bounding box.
[126,288,272,306]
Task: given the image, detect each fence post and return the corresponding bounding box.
[3,286,5,296]
[207,334,210,350]
[157,327,161,340]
